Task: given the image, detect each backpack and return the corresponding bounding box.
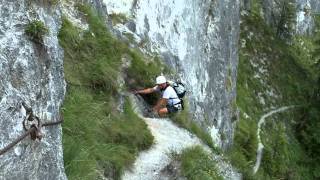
[171,81,186,99]
[165,81,186,110]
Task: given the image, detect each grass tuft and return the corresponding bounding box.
[175,146,223,180]
[25,20,49,43]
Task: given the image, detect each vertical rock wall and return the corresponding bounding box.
[0,1,66,179]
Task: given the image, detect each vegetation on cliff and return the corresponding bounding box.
[230,2,320,179]
[58,5,158,179]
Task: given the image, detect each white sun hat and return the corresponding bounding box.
[156,75,167,84]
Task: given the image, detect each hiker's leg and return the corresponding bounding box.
[158,108,168,117]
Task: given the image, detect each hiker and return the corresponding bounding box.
[133,75,183,117]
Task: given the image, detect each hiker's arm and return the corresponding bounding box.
[153,98,167,112]
[135,88,155,95]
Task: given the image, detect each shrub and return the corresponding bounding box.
[25,20,49,43]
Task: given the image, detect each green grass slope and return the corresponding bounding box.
[58,5,161,179]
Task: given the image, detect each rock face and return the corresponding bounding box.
[104,0,240,149]
[241,0,251,10]
[0,1,66,179]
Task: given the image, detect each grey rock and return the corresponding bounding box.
[126,20,136,32]
[0,1,66,179]
[240,0,251,11]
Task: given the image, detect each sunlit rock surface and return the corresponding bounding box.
[0,1,66,179]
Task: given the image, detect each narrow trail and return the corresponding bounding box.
[122,95,241,180]
[253,106,295,174]
[122,116,205,180]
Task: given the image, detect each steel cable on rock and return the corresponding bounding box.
[0,126,37,156]
[42,118,64,127]
[0,115,64,156]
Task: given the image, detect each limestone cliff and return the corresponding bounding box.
[0,1,66,179]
